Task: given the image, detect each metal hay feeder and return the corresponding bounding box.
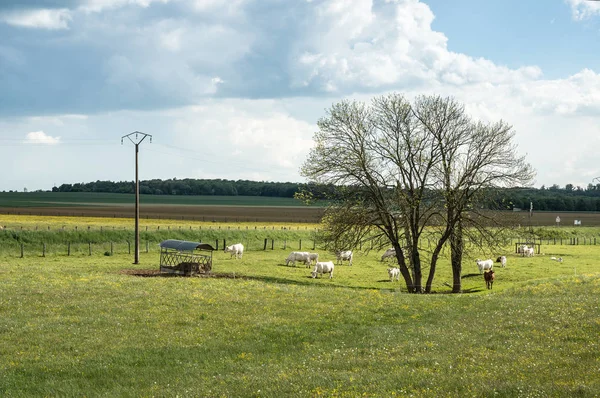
[159,239,215,276]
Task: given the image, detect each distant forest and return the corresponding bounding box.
[49,179,600,212]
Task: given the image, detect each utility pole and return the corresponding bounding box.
[121,131,152,264]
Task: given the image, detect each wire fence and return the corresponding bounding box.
[3,235,599,259]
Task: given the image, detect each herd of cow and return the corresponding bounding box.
[223,242,353,279]
[223,242,547,290]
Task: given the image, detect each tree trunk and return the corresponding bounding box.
[425,244,443,293]
[394,246,414,292]
[450,222,464,293]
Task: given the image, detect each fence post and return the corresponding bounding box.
[223,239,226,249]
[110,242,113,256]
[299,239,302,250]
[128,241,131,254]
[313,240,316,250]
[89,242,92,256]
[271,239,274,250]
[146,241,149,253]
[215,240,219,251]
[68,242,71,256]
[284,240,287,250]
[20,243,24,258]
[42,243,46,257]
[264,238,267,250]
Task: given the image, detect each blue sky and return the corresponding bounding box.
[1,0,600,191]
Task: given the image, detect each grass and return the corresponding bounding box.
[1,228,599,396]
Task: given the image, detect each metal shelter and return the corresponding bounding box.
[159,240,215,276]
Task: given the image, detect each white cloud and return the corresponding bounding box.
[81,0,171,13]
[24,131,61,145]
[0,8,72,30]
[290,0,542,92]
[565,0,600,20]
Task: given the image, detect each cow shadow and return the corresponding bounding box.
[461,273,483,279]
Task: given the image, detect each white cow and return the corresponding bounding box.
[307,252,319,266]
[285,251,310,267]
[224,243,244,259]
[381,248,396,262]
[523,247,534,257]
[517,245,529,254]
[311,261,335,279]
[387,267,400,281]
[496,256,507,268]
[476,259,494,274]
[336,250,353,266]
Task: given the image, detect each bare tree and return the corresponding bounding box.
[301,93,534,293]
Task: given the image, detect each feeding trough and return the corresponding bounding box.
[159,240,215,276]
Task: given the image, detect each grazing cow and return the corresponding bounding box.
[484,269,495,289]
[550,256,564,263]
[285,251,310,267]
[381,248,396,262]
[336,250,353,266]
[387,267,400,281]
[224,243,244,259]
[496,256,507,268]
[311,261,335,279]
[476,259,494,274]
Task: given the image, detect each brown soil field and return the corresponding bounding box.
[0,205,326,223]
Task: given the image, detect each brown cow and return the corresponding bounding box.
[484,269,495,290]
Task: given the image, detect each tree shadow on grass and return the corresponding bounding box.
[121,269,481,293]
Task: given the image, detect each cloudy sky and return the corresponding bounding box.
[1,0,599,191]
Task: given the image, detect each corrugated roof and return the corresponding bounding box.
[159,239,215,252]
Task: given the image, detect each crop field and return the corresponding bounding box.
[0,192,324,223]
[0,215,599,396]
[5,191,600,225]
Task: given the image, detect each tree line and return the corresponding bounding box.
[49,179,600,212]
[51,178,304,198]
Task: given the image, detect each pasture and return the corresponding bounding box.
[0,216,599,396]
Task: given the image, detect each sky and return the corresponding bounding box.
[1,0,600,192]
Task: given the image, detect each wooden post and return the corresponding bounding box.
[223,239,226,249]
[128,241,131,254]
[110,242,113,256]
[20,243,24,258]
[271,239,274,250]
[68,242,71,256]
[264,238,267,250]
[146,241,149,253]
[42,243,46,257]
[312,240,316,250]
[89,242,92,256]
[215,240,219,251]
[299,239,302,250]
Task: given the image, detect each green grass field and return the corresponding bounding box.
[0,217,599,396]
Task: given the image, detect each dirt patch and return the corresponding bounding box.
[119,269,246,279]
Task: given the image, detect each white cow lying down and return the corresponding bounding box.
[285,251,310,267]
[476,259,494,274]
[311,261,335,279]
[224,243,244,259]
